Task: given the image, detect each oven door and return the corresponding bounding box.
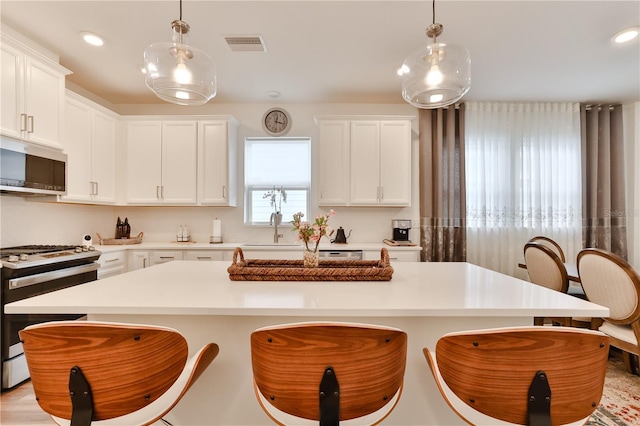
[1,262,98,389]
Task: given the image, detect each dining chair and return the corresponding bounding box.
[577,248,640,375]
[424,326,609,426]
[250,322,407,425]
[19,320,219,426]
[523,242,571,326]
[528,236,566,262]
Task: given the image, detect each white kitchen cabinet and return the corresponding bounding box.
[350,120,412,206]
[126,120,197,204]
[97,250,126,279]
[316,120,350,206]
[0,33,70,148]
[197,119,237,206]
[315,116,413,207]
[184,250,226,261]
[364,249,419,262]
[128,251,150,271]
[150,250,183,265]
[61,92,117,203]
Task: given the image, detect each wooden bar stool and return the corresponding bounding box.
[250,322,407,425]
[424,326,609,425]
[19,320,219,426]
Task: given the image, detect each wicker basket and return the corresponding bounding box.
[227,247,393,281]
[96,232,143,245]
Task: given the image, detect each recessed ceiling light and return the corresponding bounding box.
[266,90,281,98]
[80,31,104,47]
[612,27,639,44]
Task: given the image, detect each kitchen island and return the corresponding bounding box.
[5,259,608,425]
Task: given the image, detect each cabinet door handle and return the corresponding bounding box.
[156,186,160,199]
[105,258,120,263]
[94,181,99,196]
[20,114,27,131]
[159,256,174,260]
[197,256,212,260]
[143,258,147,268]
[161,186,165,199]
[380,186,384,200]
[222,185,226,199]
[27,116,34,133]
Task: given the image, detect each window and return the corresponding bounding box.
[244,137,311,225]
[465,102,582,276]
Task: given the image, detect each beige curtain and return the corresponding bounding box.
[581,104,628,259]
[419,105,466,262]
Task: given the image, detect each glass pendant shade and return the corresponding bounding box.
[401,42,470,108]
[143,20,216,106]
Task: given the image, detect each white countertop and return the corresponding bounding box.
[5,260,608,318]
[93,241,420,253]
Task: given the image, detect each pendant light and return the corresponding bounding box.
[143,0,216,106]
[400,0,470,108]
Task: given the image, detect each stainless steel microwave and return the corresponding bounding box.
[0,137,67,196]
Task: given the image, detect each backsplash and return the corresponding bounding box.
[1,196,419,247]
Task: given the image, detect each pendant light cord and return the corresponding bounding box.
[179,0,183,20]
[432,0,436,25]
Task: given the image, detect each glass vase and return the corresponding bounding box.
[303,249,319,268]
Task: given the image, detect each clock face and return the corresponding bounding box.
[263,108,291,136]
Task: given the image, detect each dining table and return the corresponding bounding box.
[5,259,608,425]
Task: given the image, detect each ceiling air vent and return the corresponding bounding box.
[224,35,267,52]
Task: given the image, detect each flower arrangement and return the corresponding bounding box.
[291,210,336,253]
[263,186,287,213]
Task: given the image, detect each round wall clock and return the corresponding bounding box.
[262,108,292,136]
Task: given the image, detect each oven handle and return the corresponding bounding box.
[8,262,100,290]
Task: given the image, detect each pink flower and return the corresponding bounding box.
[290,210,336,252]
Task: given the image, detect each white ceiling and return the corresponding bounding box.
[1,0,639,106]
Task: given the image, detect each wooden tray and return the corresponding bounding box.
[227,247,393,281]
[96,232,143,245]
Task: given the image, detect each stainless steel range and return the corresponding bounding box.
[1,244,101,390]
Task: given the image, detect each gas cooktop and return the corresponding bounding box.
[0,245,100,270]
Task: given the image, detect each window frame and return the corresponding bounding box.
[243,137,311,226]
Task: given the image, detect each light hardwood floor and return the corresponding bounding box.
[0,380,54,425]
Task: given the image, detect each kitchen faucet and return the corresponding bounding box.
[270,212,283,243]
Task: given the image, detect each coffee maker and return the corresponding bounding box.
[391,219,412,244]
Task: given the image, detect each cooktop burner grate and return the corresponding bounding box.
[0,245,77,257]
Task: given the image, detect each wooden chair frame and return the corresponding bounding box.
[524,242,571,326]
[424,326,609,426]
[577,248,640,374]
[250,322,407,425]
[19,320,219,426]
[528,236,566,263]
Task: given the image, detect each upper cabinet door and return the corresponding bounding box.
[1,43,25,140]
[379,120,411,205]
[24,57,65,147]
[126,121,163,204]
[62,96,93,202]
[317,120,350,206]
[350,121,381,205]
[0,34,69,148]
[90,110,117,203]
[161,121,197,204]
[198,120,237,206]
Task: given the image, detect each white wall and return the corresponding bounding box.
[1,101,422,247]
[0,196,115,247]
